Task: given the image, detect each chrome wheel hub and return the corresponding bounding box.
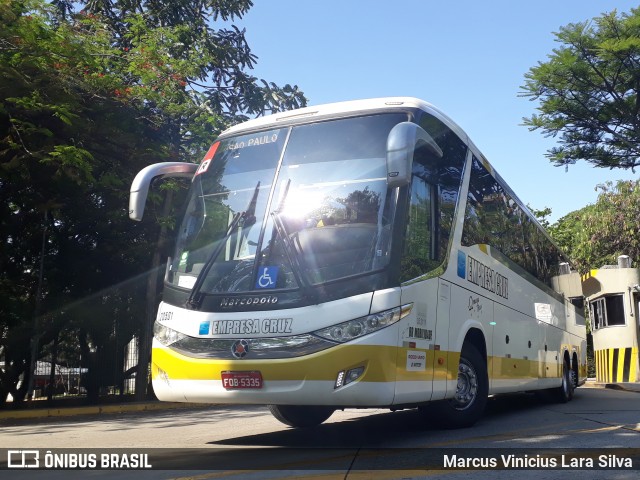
[453,359,478,410]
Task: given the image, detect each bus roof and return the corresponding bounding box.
[220,97,471,146]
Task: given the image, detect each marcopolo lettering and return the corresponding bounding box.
[466,255,509,299]
[220,296,278,308]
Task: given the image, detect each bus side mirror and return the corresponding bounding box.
[386,122,443,188]
[129,162,198,221]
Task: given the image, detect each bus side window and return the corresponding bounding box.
[399,115,466,283]
[401,159,438,282]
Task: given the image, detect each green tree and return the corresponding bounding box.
[521,7,640,170]
[528,206,552,229]
[0,0,306,406]
[546,207,594,273]
[0,0,170,404]
[67,0,305,399]
[543,181,640,274]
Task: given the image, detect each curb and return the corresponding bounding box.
[601,383,640,393]
[0,402,208,421]
[584,379,640,393]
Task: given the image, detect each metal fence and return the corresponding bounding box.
[2,335,142,404]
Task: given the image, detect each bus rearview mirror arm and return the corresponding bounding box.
[129,162,198,221]
[386,122,443,188]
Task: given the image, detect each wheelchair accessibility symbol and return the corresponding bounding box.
[256,266,279,289]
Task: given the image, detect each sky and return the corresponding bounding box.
[232,0,640,223]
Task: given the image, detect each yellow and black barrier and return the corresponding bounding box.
[595,347,639,383]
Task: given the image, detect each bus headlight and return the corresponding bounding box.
[313,304,412,343]
[153,322,187,347]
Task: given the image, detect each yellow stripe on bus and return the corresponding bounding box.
[490,356,561,380]
[152,344,400,382]
[153,345,564,384]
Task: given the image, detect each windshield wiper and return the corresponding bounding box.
[269,181,318,303]
[186,182,260,310]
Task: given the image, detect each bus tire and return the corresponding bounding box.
[570,359,579,390]
[268,405,334,428]
[423,344,488,429]
[554,358,574,403]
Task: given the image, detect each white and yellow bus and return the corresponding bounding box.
[130,97,587,428]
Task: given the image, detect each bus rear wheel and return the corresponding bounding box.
[422,344,488,428]
[269,405,334,428]
[554,358,574,403]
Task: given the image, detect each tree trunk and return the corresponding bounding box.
[26,210,48,401]
[47,333,59,405]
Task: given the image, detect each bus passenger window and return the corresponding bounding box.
[400,160,438,282]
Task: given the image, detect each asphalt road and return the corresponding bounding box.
[1,385,639,479]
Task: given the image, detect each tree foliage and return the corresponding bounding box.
[546,180,640,273]
[521,7,640,170]
[0,0,306,406]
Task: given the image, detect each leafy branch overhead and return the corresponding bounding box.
[545,180,640,274]
[521,7,640,171]
[0,0,306,405]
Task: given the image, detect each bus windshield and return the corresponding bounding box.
[168,113,407,295]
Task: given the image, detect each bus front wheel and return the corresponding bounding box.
[422,344,488,428]
[269,405,334,428]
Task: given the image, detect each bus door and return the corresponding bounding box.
[396,277,441,404]
[394,141,449,404]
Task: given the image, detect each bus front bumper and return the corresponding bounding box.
[151,339,401,407]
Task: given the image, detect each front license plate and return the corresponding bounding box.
[221,371,263,390]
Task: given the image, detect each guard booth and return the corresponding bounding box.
[582,255,640,383]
